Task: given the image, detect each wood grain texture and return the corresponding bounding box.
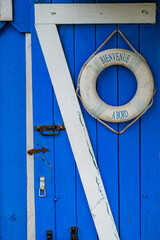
[35,22,119,240]
[0,0,159,239]
[35,3,156,24]
[140,0,160,238]
[52,0,76,239]
[33,1,160,239]
[0,24,26,239]
[31,1,56,239]
[96,0,119,237]
[118,25,140,240]
[26,33,36,240]
[74,0,98,239]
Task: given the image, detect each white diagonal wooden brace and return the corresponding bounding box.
[35,23,119,240]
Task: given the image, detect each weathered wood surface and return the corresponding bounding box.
[26,33,36,240]
[0,0,160,239]
[35,22,119,240]
[0,0,13,21]
[0,25,26,239]
[35,3,156,25]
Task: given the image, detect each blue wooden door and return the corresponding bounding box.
[0,0,160,239]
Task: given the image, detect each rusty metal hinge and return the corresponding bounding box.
[35,124,65,136]
[27,147,49,155]
[71,226,78,240]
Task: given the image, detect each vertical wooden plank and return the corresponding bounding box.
[32,34,55,239]
[52,0,76,239]
[31,1,56,238]
[74,1,97,239]
[0,25,27,239]
[26,33,36,240]
[96,0,119,236]
[140,0,160,238]
[118,24,140,239]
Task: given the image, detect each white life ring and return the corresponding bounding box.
[80,49,154,123]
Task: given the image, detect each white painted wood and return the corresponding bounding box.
[26,33,36,240]
[35,3,156,25]
[35,23,120,240]
[0,0,13,21]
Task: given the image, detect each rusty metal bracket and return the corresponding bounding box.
[70,226,78,240]
[35,124,65,136]
[27,147,49,155]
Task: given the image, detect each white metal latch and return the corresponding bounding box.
[39,177,46,197]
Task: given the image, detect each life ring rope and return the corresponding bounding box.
[76,29,155,135]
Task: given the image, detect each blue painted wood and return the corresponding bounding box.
[0,24,26,240]
[11,0,30,32]
[96,28,119,232]
[74,0,98,239]
[140,0,160,238]
[31,0,56,238]
[32,1,160,239]
[118,25,140,240]
[0,1,159,239]
[52,0,76,239]
[96,0,119,237]
[0,22,6,30]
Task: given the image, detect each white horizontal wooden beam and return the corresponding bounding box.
[0,0,13,21]
[35,3,156,25]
